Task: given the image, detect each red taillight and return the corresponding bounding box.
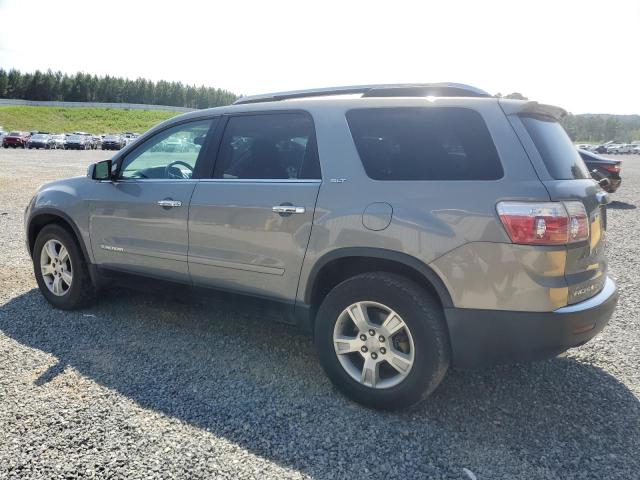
[604,164,621,174]
[497,201,589,245]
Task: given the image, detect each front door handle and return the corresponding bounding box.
[157,199,182,208]
[272,205,305,214]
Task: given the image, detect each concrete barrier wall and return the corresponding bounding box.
[0,99,195,112]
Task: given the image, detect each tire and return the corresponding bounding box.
[315,272,450,410]
[33,224,96,310]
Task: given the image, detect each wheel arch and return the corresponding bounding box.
[27,209,91,265]
[303,248,453,317]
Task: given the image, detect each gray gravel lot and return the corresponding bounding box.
[0,148,639,479]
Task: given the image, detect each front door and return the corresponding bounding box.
[89,118,217,282]
[188,112,322,301]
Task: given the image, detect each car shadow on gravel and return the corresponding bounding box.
[2,288,639,478]
[607,201,636,210]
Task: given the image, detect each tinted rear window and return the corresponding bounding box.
[346,107,503,181]
[520,115,589,180]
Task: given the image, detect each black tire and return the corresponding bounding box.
[315,272,450,410]
[33,224,96,310]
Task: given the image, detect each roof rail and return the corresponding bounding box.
[233,83,491,105]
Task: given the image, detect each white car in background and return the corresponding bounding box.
[606,143,634,154]
[0,130,7,145]
[606,144,622,154]
[50,134,66,149]
[617,144,634,154]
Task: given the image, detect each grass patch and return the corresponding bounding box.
[0,106,180,134]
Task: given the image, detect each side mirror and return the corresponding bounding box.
[92,159,113,180]
[193,135,205,146]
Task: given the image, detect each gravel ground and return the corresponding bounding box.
[0,148,639,479]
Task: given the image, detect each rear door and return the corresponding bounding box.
[506,108,607,304]
[188,111,321,302]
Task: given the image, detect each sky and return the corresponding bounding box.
[0,0,639,114]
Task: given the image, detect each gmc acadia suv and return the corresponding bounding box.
[24,83,618,409]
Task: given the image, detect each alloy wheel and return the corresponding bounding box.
[333,301,415,389]
[40,239,73,296]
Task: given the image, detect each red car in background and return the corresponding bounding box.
[2,131,31,148]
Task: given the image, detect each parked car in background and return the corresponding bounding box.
[0,130,7,145]
[50,134,66,149]
[605,143,622,154]
[122,132,140,146]
[27,134,55,149]
[618,144,633,154]
[24,83,618,409]
[64,134,93,150]
[592,144,608,154]
[102,134,125,150]
[91,136,103,150]
[578,148,622,193]
[633,144,640,154]
[606,143,634,154]
[3,131,30,148]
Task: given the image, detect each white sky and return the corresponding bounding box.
[1,0,638,114]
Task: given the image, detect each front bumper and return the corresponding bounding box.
[445,277,618,368]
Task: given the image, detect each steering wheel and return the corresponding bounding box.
[165,161,194,179]
[129,170,149,179]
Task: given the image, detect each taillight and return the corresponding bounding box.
[604,164,621,174]
[497,201,589,245]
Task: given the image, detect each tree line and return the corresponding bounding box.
[496,92,640,142]
[0,69,238,109]
[1,72,638,141]
[561,114,640,143]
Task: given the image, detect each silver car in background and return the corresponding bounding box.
[50,134,66,149]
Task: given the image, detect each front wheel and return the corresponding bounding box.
[315,272,450,410]
[33,224,96,310]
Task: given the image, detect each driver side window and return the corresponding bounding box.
[119,119,215,180]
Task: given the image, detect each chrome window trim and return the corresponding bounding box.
[100,179,199,183]
[198,178,322,184]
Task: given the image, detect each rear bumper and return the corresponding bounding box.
[445,277,618,368]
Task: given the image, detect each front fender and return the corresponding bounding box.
[25,177,93,263]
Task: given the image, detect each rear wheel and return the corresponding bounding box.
[33,224,96,310]
[315,272,450,410]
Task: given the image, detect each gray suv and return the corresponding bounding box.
[24,83,618,409]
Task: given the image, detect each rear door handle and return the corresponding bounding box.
[157,199,182,208]
[272,205,305,214]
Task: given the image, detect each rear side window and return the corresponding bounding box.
[346,107,503,181]
[520,115,589,180]
[214,113,321,180]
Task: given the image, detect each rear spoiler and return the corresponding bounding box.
[499,99,568,121]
